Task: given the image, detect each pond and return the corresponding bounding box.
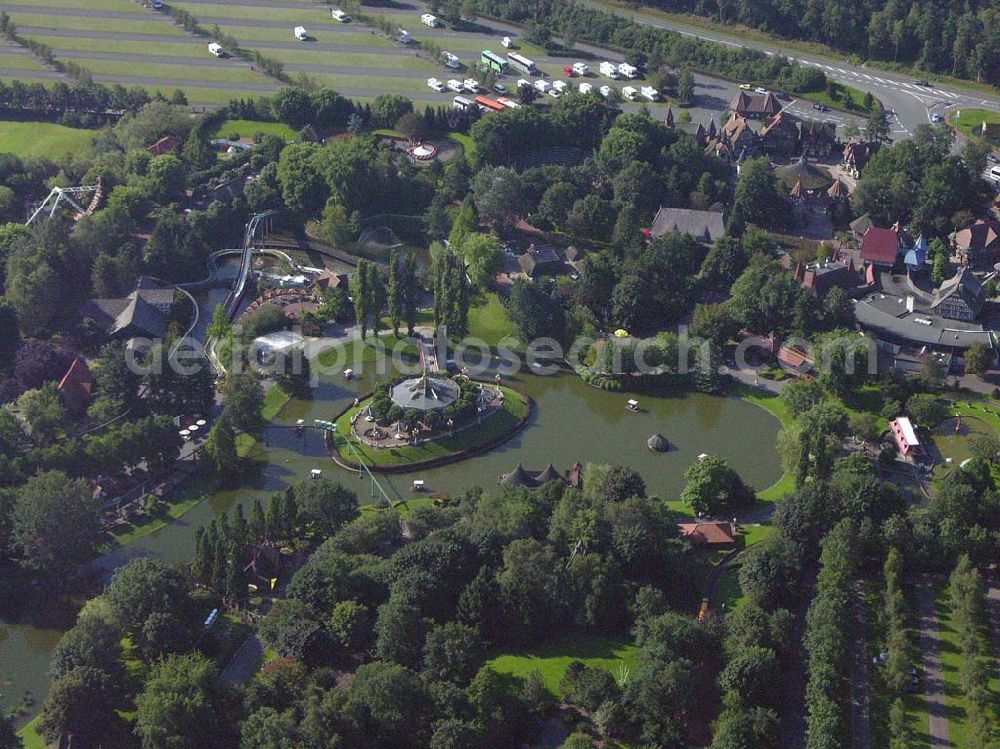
[1,351,783,729]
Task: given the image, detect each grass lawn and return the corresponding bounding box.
[951,108,1000,139]
[213,119,298,141]
[75,58,265,85]
[29,0,142,11]
[6,12,187,36]
[487,631,639,697]
[16,717,45,749]
[333,384,529,468]
[261,385,292,422]
[0,119,99,158]
[99,476,217,550]
[0,52,45,71]
[36,35,203,57]
[711,564,745,611]
[314,335,421,372]
[467,292,516,347]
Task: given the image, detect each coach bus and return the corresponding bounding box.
[506,52,536,75]
[480,50,508,74]
[474,95,506,112]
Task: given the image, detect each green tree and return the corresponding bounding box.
[458,233,503,287]
[355,258,370,340]
[423,622,485,684]
[387,250,404,336]
[728,157,786,235]
[12,471,98,575]
[39,666,121,746]
[17,383,68,444]
[293,477,359,537]
[681,455,755,515]
[964,341,992,376]
[134,653,227,749]
[221,371,265,434]
[204,417,240,476]
[0,714,22,749]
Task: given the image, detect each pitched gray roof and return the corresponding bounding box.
[649,207,726,242]
[930,267,985,316]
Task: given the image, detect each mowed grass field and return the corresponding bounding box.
[0,0,677,108]
[0,119,98,158]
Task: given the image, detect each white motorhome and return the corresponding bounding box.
[599,85,612,98]
[496,97,520,109]
[572,62,589,76]
[501,36,513,48]
[208,42,225,57]
[397,29,412,44]
[463,78,482,93]
[421,13,440,27]
[622,86,639,101]
[618,62,638,79]
[331,8,349,22]
[599,61,620,79]
[427,77,446,91]
[447,79,464,92]
[640,86,659,101]
[442,51,461,69]
[578,81,593,94]
[534,79,552,93]
[552,80,567,93]
[516,79,532,90]
[294,26,308,41]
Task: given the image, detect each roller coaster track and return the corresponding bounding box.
[223,210,278,321]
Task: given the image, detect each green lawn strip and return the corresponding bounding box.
[38,35,203,57]
[333,385,528,468]
[9,13,187,36]
[313,334,421,373]
[27,0,142,12]
[16,717,46,749]
[448,132,477,156]
[0,119,99,158]
[486,631,638,697]
[0,52,45,70]
[99,475,218,550]
[934,586,973,747]
[170,1,346,25]
[951,108,1000,139]
[467,292,516,346]
[71,57,266,85]
[710,564,745,611]
[390,496,437,517]
[213,119,298,141]
[297,71,433,95]
[266,48,430,71]
[261,385,293,422]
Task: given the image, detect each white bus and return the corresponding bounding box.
[507,52,536,75]
[453,95,475,110]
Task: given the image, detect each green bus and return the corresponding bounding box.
[480,50,508,74]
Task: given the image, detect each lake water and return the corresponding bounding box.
[1,342,782,728]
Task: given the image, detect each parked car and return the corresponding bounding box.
[931,112,943,122]
[548,88,562,99]
[493,82,508,94]
[754,86,769,95]
[812,103,829,112]
[913,79,930,86]
[739,83,752,90]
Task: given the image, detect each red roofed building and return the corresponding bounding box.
[952,218,1000,269]
[58,357,93,416]
[147,135,183,156]
[861,227,900,267]
[314,268,349,293]
[678,522,737,547]
[889,416,923,460]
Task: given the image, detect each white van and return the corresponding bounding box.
[442,51,461,69]
[599,85,612,98]
[208,43,224,57]
[331,8,349,22]
[990,166,1000,183]
[578,81,593,94]
[534,79,552,93]
[640,86,659,101]
[572,62,589,76]
[294,26,308,41]
[421,13,440,27]
[427,77,446,92]
[599,61,620,79]
[552,80,567,93]
[501,36,513,48]
[622,86,638,101]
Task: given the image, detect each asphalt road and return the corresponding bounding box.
[576,0,1000,137]
[916,585,950,748]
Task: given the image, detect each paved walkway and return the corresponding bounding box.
[916,585,950,748]
[218,634,264,687]
[851,583,872,749]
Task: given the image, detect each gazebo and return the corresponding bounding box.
[826,178,850,199]
[789,178,808,203]
[647,433,671,452]
[390,372,460,412]
[775,156,833,192]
